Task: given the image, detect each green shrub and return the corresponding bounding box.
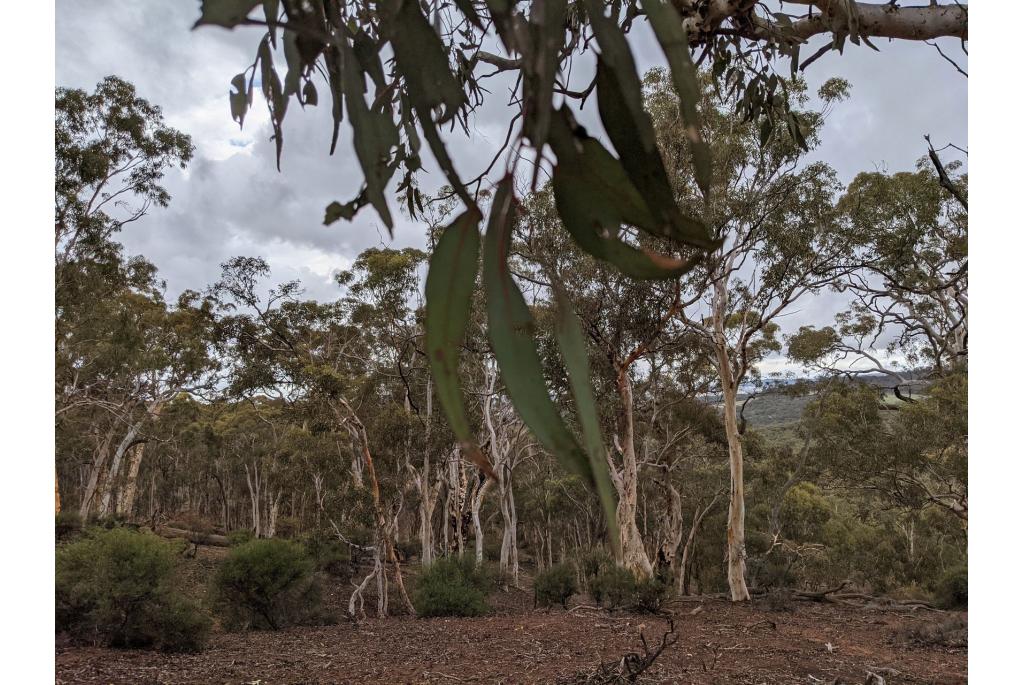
[591,565,637,608]
[302,532,352,577]
[412,555,490,617]
[211,539,330,630]
[578,549,613,593]
[226,529,255,546]
[935,564,967,609]
[634,576,669,613]
[55,527,210,652]
[274,516,299,539]
[55,511,83,541]
[534,564,578,608]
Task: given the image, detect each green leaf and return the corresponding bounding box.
[594,58,708,247]
[483,178,593,484]
[194,0,260,28]
[425,208,494,478]
[283,30,302,97]
[523,0,568,147]
[454,0,484,29]
[340,37,399,230]
[586,0,711,248]
[640,0,713,196]
[548,109,711,279]
[551,286,620,551]
[382,0,465,124]
[229,73,249,127]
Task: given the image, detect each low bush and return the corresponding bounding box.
[412,555,490,617]
[534,564,578,608]
[226,529,255,546]
[899,614,967,648]
[764,588,796,613]
[591,565,637,609]
[578,549,613,594]
[302,532,352,577]
[56,527,210,652]
[211,538,331,630]
[634,576,669,614]
[55,511,83,542]
[934,564,967,610]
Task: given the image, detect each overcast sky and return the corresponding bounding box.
[55,1,966,373]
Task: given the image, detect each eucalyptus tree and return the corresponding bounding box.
[639,69,855,599]
[55,77,196,516]
[798,372,967,525]
[196,1,966,540]
[55,76,193,285]
[787,160,967,389]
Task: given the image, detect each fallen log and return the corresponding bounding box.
[151,525,229,547]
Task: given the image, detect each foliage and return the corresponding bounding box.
[211,539,329,630]
[56,511,84,541]
[302,531,352,577]
[533,564,578,609]
[412,556,491,618]
[591,565,638,609]
[934,565,968,610]
[55,527,210,652]
[634,576,670,614]
[227,529,255,546]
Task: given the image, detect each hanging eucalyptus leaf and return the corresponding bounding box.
[552,286,620,551]
[483,178,594,484]
[425,207,495,479]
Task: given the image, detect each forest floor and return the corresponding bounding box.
[55,547,967,684]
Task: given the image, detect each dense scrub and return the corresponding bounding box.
[533,564,577,608]
[56,527,210,652]
[412,556,491,617]
[210,539,332,630]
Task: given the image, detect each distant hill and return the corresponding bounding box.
[703,372,931,432]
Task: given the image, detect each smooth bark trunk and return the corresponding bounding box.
[712,272,751,602]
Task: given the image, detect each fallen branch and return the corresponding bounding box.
[151,525,229,547]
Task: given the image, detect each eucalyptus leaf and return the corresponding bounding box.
[193,0,259,28]
[552,286,620,551]
[483,178,594,484]
[425,207,495,478]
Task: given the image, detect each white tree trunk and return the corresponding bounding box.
[97,418,146,518]
[116,442,146,518]
[498,465,520,586]
[712,274,751,602]
[245,462,262,538]
[472,475,492,565]
[614,369,654,579]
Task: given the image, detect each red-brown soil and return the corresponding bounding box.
[55,548,966,684]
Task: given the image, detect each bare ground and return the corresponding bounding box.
[55,548,966,684]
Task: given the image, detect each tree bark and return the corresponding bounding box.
[471,473,492,565]
[712,274,751,601]
[498,463,520,586]
[79,426,117,519]
[614,368,655,579]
